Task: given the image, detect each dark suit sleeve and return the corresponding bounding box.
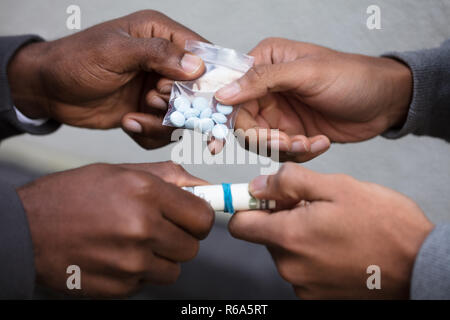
[0,35,60,141]
[0,180,35,299]
[0,35,62,299]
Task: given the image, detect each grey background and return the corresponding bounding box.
[1,0,449,299]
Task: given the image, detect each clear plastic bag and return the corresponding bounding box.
[163,41,254,140]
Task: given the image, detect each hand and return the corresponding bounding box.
[17,161,214,298]
[229,163,433,299]
[215,38,412,162]
[7,10,206,149]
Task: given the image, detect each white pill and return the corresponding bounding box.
[183,108,200,118]
[211,112,227,124]
[212,124,229,140]
[216,103,233,115]
[169,111,185,127]
[192,97,209,111]
[185,117,200,130]
[200,108,212,119]
[174,96,191,112]
[199,118,214,133]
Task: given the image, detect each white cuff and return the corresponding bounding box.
[13,106,48,126]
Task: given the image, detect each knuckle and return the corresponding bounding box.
[163,263,181,284]
[147,38,170,61]
[277,233,291,250]
[138,9,160,16]
[302,290,318,300]
[274,163,302,197]
[171,264,182,284]
[299,61,318,78]
[266,173,282,193]
[165,160,186,173]
[279,162,299,177]
[130,9,164,22]
[237,66,264,90]
[277,262,295,284]
[104,33,123,51]
[132,137,171,151]
[119,251,148,275]
[113,282,139,298]
[89,281,138,298]
[293,286,304,299]
[248,65,269,83]
[135,139,154,150]
[90,31,113,51]
[227,217,241,239]
[195,205,215,239]
[90,33,125,65]
[181,240,200,262]
[277,163,293,181]
[160,161,188,184]
[277,218,303,250]
[118,170,152,191]
[294,287,314,300]
[259,37,276,46]
[85,162,110,172]
[259,37,284,46]
[121,214,150,242]
[122,286,139,298]
[91,113,115,129]
[255,37,281,55]
[333,173,355,185]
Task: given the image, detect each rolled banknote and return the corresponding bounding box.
[182,183,276,213]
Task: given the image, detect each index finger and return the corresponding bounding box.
[119,162,208,187]
[124,10,209,46]
[155,178,215,240]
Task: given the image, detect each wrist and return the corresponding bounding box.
[399,217,434,299]
[7,41,50,119]
[381,57,413,129]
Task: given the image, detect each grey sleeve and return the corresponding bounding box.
[0,35,60,141]
[381,41,450,299]
[0,180,35,299]
[410,225,450,299]
[382,39,450,141]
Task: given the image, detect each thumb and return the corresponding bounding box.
[215,61,310,105]
[249,163,334,202]
[228,210,286,246]
[125,37,205,80]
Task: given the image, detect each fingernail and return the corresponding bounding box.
[311,139,329,153]
[159,85,172,94]
[150,96,167,109]
[181,53,203,74]
[249,175,268,195]
[123,119,142,133]
[291,140,308,153]
[269,139,289,151]
[216,81,241,100]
